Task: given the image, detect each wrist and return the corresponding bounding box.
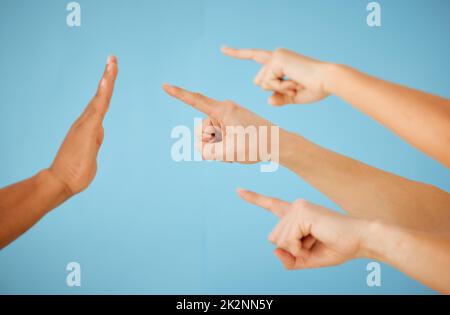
[34,169,72,214]
[321,62,348,95]
[358,220,391,261]
[279,129,302,169]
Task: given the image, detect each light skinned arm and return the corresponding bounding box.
[0,56,118,249]
[238,189,450,294]
[222,47,450,168]
[163,84,450,234]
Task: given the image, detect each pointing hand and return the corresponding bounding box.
[222,46,331,106]
[238,189,367,270]
[163,84,280,164]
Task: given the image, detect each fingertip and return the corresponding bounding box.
[221,45,236,54]
[268,233,277,244]
[106,54,117,65]
[104,55,118,80]
[106,55,118,71]
[274,248,288,261]
[268,97,276,106]
[268,97,282,107]
[106,55,111,64]
[162,83,174,94]
[273,248,283,257]
[236,187,248,197]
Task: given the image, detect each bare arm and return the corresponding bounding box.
[362,221,450,294]
[222,47,450,168]
[238,189,450,294]
[280,129,450,234]
[163,84,450,235]
[0,56,118,249]
[0,170,69,248]
[326,64,450,168]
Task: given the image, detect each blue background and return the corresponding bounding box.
[1,0,449,294]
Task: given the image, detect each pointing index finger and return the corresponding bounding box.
[163,84,220,117]
[237,188,289,218]
[221,46,272,64]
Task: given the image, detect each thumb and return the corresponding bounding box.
[274,248,296,270]
[268,92,295,106]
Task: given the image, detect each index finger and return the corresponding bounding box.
[221,46,272,64]
[163,84,220,117]
[88,55,119,120]
[237,188,289,218]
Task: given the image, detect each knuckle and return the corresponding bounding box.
[278,240,289,249]
[293,198,310,210]
[274,47,288,57]
[290,246,300,256]
[223,99,234,106]
[192,92,203,99]
[73,118,84,129]
[93,94,104,104]
[86,104,98,116]
[223,100,237,112]
[90,111,103,122]
[267,199,276,211]
[261,83,271,90]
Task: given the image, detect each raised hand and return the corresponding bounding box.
[237,189,366,270]
[222,46,331,105]
[0,56,119,248]
[163,84,279,165]
[49,56,118,196]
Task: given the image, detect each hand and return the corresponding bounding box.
[222,46,331,105]
[163,84,279,164]
[49,56,118,196]
[237,189,367,270]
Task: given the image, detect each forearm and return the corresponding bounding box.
[362,221,450,294]
[279,129,450,233]
[0,169,70,249]
[324,64,450,168]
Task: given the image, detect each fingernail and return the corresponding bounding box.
[237,187,247,194]
[106,54,114,64]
